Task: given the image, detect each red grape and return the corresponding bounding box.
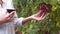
[39,3,52,17]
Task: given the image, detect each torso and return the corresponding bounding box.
[0,0,15,34]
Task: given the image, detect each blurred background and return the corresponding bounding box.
[13,0,60,34]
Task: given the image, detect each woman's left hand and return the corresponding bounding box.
[30,12,47,21]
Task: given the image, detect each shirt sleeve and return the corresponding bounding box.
[4,0,24,26]
[13,12,24,27]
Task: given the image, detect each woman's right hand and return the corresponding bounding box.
[0,11,15,24]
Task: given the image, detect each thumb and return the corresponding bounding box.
[7,11,15,18]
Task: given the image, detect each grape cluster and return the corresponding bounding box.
[40,3,52,12]
[39,3,52,17]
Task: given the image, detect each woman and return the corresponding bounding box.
[0,0,46,34]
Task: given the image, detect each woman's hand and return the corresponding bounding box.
[30,12,47,21]
[0,11,15,24]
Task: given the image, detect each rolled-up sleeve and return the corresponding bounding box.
[13,12,24,26]
[4,0,24,26]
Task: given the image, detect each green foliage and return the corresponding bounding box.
[13,0,60,34]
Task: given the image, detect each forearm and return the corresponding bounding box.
[22,16,32,24]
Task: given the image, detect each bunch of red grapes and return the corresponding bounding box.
[39,3,52,17]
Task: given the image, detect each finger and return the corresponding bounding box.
[42,13,49,20]
[36,13,48,21]
[10,14,14,18]
[10,11,15,15]
[10,17,14,21]
[42,12,46,17]
[10,11,15,16]
[8,17,14,20]
[7,17,14,22]
[40,12,46,18]
[6,14,14,18]
[41,15,46,20]
[7,16,11,20]
[8,11,15,18]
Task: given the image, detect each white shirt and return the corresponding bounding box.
[0,0,23,34]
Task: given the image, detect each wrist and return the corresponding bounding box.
[22,16,32,24]
[27,16,33,20]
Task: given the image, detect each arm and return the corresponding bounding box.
[5,0,46,26]
[13,11,47,27]
[22,12,47,25]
